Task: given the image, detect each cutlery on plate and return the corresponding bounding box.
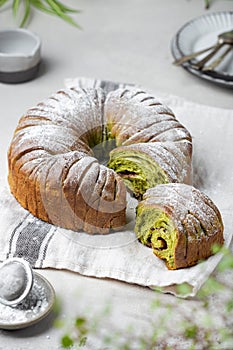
[173,29,233,70]
[201,45,233,71]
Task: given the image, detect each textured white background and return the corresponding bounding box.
[0,0,233,349]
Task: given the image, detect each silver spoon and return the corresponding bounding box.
[202,45,233,71]
[173,29,233,68]
[0,258,33,306]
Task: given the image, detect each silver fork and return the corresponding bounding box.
[173,29,233,71]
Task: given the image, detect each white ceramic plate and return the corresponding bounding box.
[0,272,55,330]
[171,11,233,88]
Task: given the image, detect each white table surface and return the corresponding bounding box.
[0,1,233,349]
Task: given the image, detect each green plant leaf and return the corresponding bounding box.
[0,0,8,8]
[45,0,81,28]
[75,317,86,328]
[176,283,193,296]
[61,334,74,348]
[218,253,233,272]
[13,0,21,17]
[53,318,65,329]
[31,0,54,15]
[53,0,80,13]
[3,0,81,28]
[226,299,233,312]
[79,335,87,347]
[198,276,223,299]
[184,325,198,339]
[20,0,31,27]
[211,243,223,254]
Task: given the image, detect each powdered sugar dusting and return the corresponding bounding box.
[8,86,192,234]
[143,183,223,235]
[0,274,51,328]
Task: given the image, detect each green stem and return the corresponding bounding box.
[0,0,8,7]
[204,0,210,8]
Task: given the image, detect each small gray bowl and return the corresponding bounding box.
[0,28,41,83]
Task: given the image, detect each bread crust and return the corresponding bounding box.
[8,88,192,234]
[135,183,224,269]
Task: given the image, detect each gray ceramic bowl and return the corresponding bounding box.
[0,28,41,83]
